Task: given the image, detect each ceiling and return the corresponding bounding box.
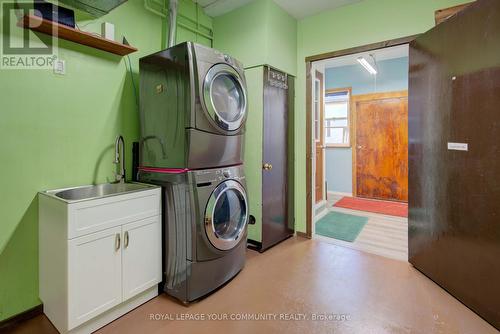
[194,0,254,17]
[316,44,409,70]
[273,0,362,19]
[195,0,362,19]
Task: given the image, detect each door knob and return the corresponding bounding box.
[263,163,273,171]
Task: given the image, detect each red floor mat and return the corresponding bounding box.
[333,196,408,218]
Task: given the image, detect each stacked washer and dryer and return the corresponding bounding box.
[137,42,249,303]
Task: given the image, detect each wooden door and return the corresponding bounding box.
[314,71,324,203]
[68,226,122,329]
[262,66,294,250]
[354,91,408,202]
[122,217,161,301]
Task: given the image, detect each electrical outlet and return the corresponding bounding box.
[53,59,66,75]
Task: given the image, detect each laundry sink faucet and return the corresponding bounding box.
[114,135,126,183]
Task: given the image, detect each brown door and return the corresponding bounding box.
[354,92,408,202]
[261,67,294,250]
[410,0,500,327]
[314,71,324,203]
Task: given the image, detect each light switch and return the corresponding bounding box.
[53,59,65,75]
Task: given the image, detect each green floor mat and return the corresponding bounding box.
[315,212,368,242]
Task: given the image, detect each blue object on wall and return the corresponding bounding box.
[324,57,408,194]
[325,147,352,194]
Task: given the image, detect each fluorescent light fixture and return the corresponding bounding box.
[357,56,377,75]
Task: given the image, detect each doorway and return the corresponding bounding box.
[307,42,412,261]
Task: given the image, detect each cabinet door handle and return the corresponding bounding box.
[124,231,129,248]
[115,233,121,251]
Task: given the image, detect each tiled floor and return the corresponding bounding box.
[315,194,408,261]
[8,237,497,334]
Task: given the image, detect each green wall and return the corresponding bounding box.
[172,0,214,47]
[0,0,211,321]
[213,0,297,243]
[213,0,297,75]
[213,0,268,69]
[243,67,264,242]
[293,0,472,233]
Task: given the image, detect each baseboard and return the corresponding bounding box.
[0,304,43,331]
[314,200,327,210]
[314,207,329,221]
[296,231,311,239]
[328,191,353,197]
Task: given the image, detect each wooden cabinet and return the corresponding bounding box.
[39,186,161,333]
[435,2,473,25]
[244,66,295,251]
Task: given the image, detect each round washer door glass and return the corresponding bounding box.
[204,64,247,131]
[205,180,248,251]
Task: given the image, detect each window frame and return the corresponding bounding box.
[324,87,352,148]
[314,78,321,143]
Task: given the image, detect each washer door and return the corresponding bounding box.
[203,64,247,132]
[205,180,248,251]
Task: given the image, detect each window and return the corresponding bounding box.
[324,89,351,147]
[314,79,320,142]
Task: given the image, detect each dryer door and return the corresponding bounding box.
[204,180,248,251]
[203,64,247,132]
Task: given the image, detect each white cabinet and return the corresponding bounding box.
[122,217,161,301]
[39,186,162,334]
[68,227,122,328]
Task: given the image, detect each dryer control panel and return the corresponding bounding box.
[194,165,245,184]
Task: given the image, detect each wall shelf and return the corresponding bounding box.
[19,15,138,56]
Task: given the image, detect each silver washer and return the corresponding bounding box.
[204,180,248,251]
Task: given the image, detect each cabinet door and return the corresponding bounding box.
[122,216,161,301]
[68,226,122,329]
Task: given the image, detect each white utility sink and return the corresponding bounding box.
[41,182,156,203]
[38,181,161,333]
